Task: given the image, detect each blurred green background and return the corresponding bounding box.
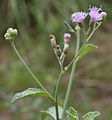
[0,0,112,120]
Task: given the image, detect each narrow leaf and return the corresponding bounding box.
[41,106,63,120]
[78,44,98,60]
[64,21,75,33]
[11,88,53,103]
[82,111,100,120]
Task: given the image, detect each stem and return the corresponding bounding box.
[66,22,101,70]
[55,72,64,120]
[61,30,80,120]
[54,49,65,120]
[11,41,55,102]
[55,54,64,120]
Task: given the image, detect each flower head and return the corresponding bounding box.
[4,28,18,40]
[56,45,61,57]
[64,33,71,44]
[89,6,107,22]
[71,11,88,23]
[89,6,102,12]
[49,34,56,48]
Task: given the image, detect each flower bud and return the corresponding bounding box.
[56,45,61,57]
[64,33,71,44]
[75,26,81,31]
[4,28,18,40]
[49,34,56,48]
[63,43,69,54]
[101,12,107,17]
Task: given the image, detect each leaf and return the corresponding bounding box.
[41,106,63,120]
[78,44,98,60]
[11,88,53,103]
[64,21,75,33]
[82,111,100,120]
[41,112,48,120]
[66,107,79,120]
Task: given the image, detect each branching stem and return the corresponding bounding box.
[11,41,55,102]
[61,29,80,120]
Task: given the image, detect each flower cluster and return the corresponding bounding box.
[71,12,88,23]
[49,33,71,56]
[89,6,107,22]
[4,28,18,40]
[71,6,107,23]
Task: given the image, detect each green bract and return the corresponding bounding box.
[4,28,18,40]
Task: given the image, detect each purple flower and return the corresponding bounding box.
[64,33,71,43]
[89,6,107,22]
[89,6,102,12]
[71,11,88,23]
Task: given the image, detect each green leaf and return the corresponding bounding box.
[82,111,100,120]
[11,88,53,103]
[66,107,79,120]
[78,44,98,60]
[41,106,63,120]
[41,112,48,120]
[64,21,75,33]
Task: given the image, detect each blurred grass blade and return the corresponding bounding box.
[64,21,75,33]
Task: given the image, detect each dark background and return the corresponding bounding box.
[0,0,112,120]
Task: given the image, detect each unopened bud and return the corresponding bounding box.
[49,34,56,48]
[101,12,107,17]
[4,28,18,40]
[63,43,69,54]
[64,33,71,44]
[101,12,107,22]
[56,45,61,57]
[75,26,80,31]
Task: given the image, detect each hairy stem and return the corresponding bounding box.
[61,30,80,120]
[11,41,55,102]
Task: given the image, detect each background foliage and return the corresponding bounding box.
[0,0,112,120]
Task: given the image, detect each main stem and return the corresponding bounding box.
[61,30,80,120]
[11,41,55,102]
[55,58,64,120]
[55,71,63,120]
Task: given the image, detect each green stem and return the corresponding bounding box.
[11,41,55,102]
[55,53,65,120]
[55,71,64,120]
[66,22,101,70]
[61,30,80,120]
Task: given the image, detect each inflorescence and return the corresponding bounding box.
[71,6,107,24]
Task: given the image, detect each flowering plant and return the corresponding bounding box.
[4,6,107,120]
